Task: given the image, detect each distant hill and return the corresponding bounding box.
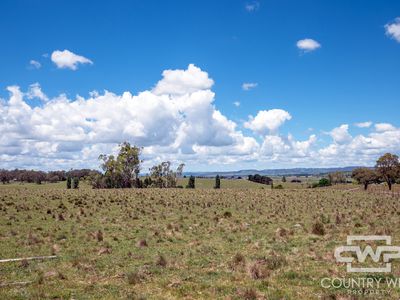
[184,166,363,177]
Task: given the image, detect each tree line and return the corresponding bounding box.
[91,142,198,189]
[0,168,98,185]
[248,174,273,185]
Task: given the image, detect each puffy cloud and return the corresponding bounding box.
[385,18,400,43]
[319,125,400,166]
[244,109,292,135]
[242,82,258,91]
[233,101,240,107]
[153,64,213,95]
[27,83,49,102]
[354,121,372,128]
[0,65,261,169]
[259,134,317,165]
[296,38,321,52]
[374,123,396,132]
[329,124,352,144]
[1,64,398,170]
[29,60,41,69]
[51,49,93,70]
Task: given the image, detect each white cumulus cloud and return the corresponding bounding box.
[27,83,49,102]
[375,123,396,132]
[296,38,321,52]
[51,49,93,70]
[385,18,400,43]
[329,124,352,144]
[319,124,400,166]
[153,64,213,95]
[244,109,292,135]
[1,64,399,170]
[0,65,255,169]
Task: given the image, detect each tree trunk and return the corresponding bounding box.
[388,181,392,191]
[364,183,368,190]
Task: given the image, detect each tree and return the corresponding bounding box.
[176,163,185,178]
[186,175,195,189]
[352,168,378,190]
[116,142,142,188]
[214,175,221,189]
[282,176,286,183]
[143,177,152,188]
[73,177,79,189]
[248,174,273,185]
[0,170,10,184]
[66,177,72,189]
[149,162,185,188]
[375,153,400,190]
[98,142,142,188]
[328,172,347,185]
[34,171,46,184]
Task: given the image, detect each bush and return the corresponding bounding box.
[311,178,331,188]
[66,177,72,189]
[73,177,79,189]
[312,221,325,235]
[318,178,331,187]
[186,176,195,188]
[214,175,221,189]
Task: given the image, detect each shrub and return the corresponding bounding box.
[311,178,331,188]
[186,176,195,189]
[66,177,72,189]
[318,178,331,187]
[73,177,79,189]
[214,175,221,189]
[312,221,325,235]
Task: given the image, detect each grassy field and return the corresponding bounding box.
[176,178,266,189]
[0,182,399,299]
[177,177,322,189]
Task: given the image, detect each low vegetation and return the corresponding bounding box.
[0,182,399,299]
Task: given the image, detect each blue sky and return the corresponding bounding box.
[0,0,400,171]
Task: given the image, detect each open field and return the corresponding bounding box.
[177,177,323,189]
[1,183,400,299]
[176,178,265,189]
